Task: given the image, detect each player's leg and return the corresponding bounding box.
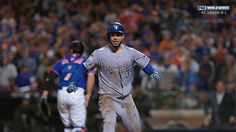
[117,95,141,132]
[57,89,72,132]
[69,88,86,132]
[99,95,117,132]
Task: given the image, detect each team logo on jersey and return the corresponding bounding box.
[104,66,113,74]
[68,65,72,70]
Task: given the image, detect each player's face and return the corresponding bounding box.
[109,33,124,48]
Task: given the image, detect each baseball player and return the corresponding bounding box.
[83,22,161,132]
[41,40,95,132]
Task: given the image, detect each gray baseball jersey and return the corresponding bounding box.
[83,44,150,98]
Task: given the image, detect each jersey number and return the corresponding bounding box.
[64,73,72,81]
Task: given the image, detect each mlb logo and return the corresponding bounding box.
[198,6,206,11]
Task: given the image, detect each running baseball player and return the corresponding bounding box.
[41,40,95,132]
[83,22,161,132]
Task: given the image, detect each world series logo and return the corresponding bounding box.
[197,5,230,15]
[198,6,206,11]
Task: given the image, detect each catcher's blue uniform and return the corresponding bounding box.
[52,54,88,89]
[51,53,89,131]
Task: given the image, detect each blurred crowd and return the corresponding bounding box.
[1,0,236,131]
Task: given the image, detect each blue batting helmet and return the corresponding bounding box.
[107,22,125,36]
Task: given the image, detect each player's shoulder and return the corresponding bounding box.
[56,57,66,63]
[123,44,138,52]
[123,44,133,49]
[52,57,66,67]
[93,45,109,53]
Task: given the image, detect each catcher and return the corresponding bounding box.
[40,40,95,132]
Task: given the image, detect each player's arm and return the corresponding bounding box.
[129,47,162,80]
[84,71,95,108]
[142,64,161,80]
[42,71,59,98]
[83,51,99,71]
[39,71,58,119]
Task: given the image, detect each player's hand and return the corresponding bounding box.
[66,82,78,93]
[151,71,162,80]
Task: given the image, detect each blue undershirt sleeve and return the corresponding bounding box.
[142,64,155,76]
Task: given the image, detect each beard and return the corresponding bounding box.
[111,41,122,48]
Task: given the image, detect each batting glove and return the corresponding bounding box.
[151,71,162,80]
[66,82,78,93]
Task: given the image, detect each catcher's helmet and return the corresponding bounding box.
[69,40,85,54]
[107,22,125,36]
